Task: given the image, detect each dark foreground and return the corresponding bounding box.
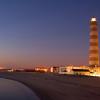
[0,78,39,100]
[0,72,100,100]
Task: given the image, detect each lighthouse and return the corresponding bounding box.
[89,17,99,67]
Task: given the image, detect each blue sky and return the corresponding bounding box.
[0,0,100,68]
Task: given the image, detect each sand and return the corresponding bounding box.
[0,72,100,100]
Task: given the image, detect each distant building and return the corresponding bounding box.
[50,66,59,73]
[34,66,49,72]
[89,17,99,67]
[59,66,90,76]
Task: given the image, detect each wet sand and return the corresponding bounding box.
[0,72,100,100]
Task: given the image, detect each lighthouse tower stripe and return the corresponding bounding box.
[89,17,99,66]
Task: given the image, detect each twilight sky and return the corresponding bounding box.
[0,0,100,68]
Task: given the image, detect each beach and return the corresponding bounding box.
[0,72,100,100]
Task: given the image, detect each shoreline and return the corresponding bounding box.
[0,72,100,100]
[0,77,41,100]
[0,77,40,100]
[0,72,57,100]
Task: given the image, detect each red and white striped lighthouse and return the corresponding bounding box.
[89,17,99,67]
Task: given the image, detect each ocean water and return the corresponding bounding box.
[0,78,39,100]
